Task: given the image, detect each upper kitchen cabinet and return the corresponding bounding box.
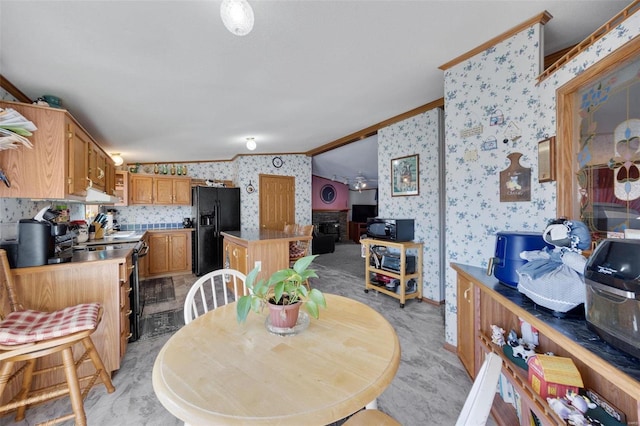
[129,175,191,205]
[0,101,115,200]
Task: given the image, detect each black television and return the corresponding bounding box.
[351,204,377,223]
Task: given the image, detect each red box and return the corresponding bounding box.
[527,355,583,399]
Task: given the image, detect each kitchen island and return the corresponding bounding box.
[4,248,134,404]
[221,229,313,285]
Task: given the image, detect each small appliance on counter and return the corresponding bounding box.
[487,231,553,288]
[5,206,74,268]
[585,238,640,360]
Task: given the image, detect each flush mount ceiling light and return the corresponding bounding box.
[246,137,257,151]
[111,153,124,166]
[220,0,254,36]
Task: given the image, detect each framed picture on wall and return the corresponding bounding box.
[391,154,419,197]
[538,136,556,183]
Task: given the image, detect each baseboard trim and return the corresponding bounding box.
[443,343,457,354]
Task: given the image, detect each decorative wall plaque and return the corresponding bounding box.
[500,152,531,202]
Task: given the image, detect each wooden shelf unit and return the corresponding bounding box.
[361,238,423,308]
[452,263,640,426]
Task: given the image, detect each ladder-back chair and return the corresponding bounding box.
[0,249,115,426]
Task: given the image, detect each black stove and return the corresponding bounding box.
[73,239,148,342]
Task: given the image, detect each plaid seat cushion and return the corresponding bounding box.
[0,303,100,346]
[289,243,306,258]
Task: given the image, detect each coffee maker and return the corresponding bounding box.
[13,207,71,268]
[16,219,52,267]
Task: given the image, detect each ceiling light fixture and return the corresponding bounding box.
[246,137,257,151]
[111,153,124,166]
[220,0,254,36]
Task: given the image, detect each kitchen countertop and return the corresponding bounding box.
[221,229,312,242]
[452,263,640,382]
[81,230,147,246]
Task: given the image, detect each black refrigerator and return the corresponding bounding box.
[192,187,241,276]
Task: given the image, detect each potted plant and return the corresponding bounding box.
[236,254,327,328]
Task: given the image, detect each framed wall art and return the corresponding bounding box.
[391,154,419,197]
[537,136,556,183]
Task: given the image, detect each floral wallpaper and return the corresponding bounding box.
[443,12,640,347]
[0,87,19,102]
[378,109,442,301]
[236,154,312,230]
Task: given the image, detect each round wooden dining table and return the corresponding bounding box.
[152,294,401,425]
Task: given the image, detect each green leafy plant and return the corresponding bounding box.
[236,255,327,323]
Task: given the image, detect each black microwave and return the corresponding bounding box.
[366,218,414,242]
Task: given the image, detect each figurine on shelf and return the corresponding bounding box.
[491,324,506,347]
[507,329,537,361]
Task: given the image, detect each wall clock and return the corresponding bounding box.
[272,156,283,168]
[320,184,336,204]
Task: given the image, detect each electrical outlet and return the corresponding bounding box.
[255,261,261,271]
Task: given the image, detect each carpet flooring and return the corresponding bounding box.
[4,244,484,426]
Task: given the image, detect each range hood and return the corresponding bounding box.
[85,187,119,204]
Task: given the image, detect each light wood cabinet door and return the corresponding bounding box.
[154,177,175,204]
[129,175,154,204]
[105,161,116,196]
[147,231,192,277]
[148,233,170,275]
[88,142,107,191]
[173,178,192,205]
[457,276,475,377]
[67,119,90,196]
[115,171,129,206]
[224,239,248,275]
[168,232,189,271]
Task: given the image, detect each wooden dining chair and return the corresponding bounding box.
[288,224,314,266]
[183,268,247,324]
[343,352,503,426]
[0,249,115,426]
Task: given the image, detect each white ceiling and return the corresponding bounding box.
[0,0,631,188]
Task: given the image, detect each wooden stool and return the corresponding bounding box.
[0,249,115,425]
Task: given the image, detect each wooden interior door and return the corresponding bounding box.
[259,174,295,230]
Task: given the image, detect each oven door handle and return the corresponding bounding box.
[137,242,149,258]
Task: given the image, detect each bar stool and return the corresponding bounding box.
[0,249,115,425]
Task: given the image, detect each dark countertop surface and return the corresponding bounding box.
[452,263,640,383]
[222,229,312,242]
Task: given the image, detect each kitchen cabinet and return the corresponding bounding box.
[119,255,133,359]
[223,238,248,279]
[147,229,192,277]
[114,170,129,206]
[457,274,476,377]
[129,174,154,204]
[0,100,115,200]
[88,142,108,191]
[221,230,313,294]
[154,176,191,205]
[451,263,640,426]
[361,238,423,308]
[128,175,191,205]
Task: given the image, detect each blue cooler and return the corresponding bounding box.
[488,231,552,288]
